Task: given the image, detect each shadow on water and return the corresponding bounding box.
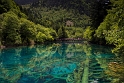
[0,42,123,83]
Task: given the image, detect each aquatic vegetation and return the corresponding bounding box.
[105,62,124,83]
[0,43,120,83]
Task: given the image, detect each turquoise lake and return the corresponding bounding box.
[0,42,116,83]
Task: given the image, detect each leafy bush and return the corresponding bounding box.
[1,11,57,45]
[58,26,68,38]
[83,26,94,41]
[2,11,22,45]
[20,18,37,44]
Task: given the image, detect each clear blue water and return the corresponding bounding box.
[0,42,115,83]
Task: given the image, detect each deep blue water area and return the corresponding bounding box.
[0,42,116,83]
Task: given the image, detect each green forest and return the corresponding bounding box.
[0,0,109,46]
[0,0,124,82]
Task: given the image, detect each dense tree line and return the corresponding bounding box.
[0,0,58,46]
[21,0,93,39]
[1,11,58,46]
[22,3,91,28]
[1,0,123,48]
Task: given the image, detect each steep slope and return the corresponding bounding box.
[22,0,92,28]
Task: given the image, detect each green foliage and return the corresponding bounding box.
[0,0,20,14]
[20,18,56,44]
[48,28,58,39]
[35,25,57,43]
[11,9,27,18]
[31,0,91,15]
[36,32,47,43]
[22,1,91,29]
[2,11,22,45]
[58,26,68,38]
[80,0,110,43]
[83,26,94,41]
[0,0,27,18]
[58,27,63,38]
[1,11,57,45]
[104,29,124,45]
[74,28,84,38]
[112,44,124,58]
[65,27,84,38]
[20,18,37,44]
[95,0,124,45]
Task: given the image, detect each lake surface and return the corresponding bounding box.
[0,42,116,83]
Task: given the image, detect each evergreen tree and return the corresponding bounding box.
[58,26,68,38]
[90,0,110,28]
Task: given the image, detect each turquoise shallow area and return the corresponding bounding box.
[0,42,115,83]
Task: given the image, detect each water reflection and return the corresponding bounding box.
[0,42,118,83]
